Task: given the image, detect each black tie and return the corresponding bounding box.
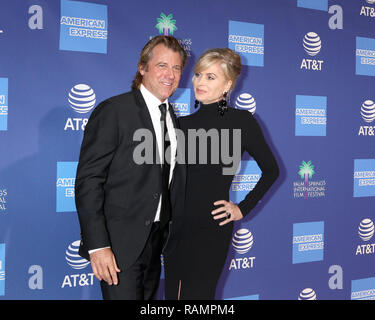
[158,103,171,227]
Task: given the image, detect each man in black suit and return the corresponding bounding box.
[75,36,187,300]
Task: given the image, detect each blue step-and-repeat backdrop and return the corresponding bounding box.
[0,0,375,300]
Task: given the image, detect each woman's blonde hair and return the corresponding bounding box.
[194,48,242,90]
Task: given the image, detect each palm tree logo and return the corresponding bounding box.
[155,13,177,36]
[298,161,315,199]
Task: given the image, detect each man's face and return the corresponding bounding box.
[140,44,183,102]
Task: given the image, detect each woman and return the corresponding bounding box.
[164,48,279,300]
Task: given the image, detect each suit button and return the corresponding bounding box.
[145,220,151,226]
[153,193,159,199]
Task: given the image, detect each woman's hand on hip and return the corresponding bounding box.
[211,200,243,226]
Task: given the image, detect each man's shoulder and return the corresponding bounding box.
[94,90,139,113]
[104,90,137,106]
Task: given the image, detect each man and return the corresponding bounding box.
[75,36,187,300]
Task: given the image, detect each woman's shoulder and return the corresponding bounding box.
[227,106,257,122]
[176,110,201,126]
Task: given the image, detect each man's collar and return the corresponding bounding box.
[140,84,169,108]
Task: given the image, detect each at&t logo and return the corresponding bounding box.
[359,219,375,241]
[64,84,96,131]
[355,219,375,255]
[300,32,324,71]
[61,240,95,288]
[358,100,375,136]
[65,240,90,269]
[360,0,375,18]
[229,228,255,270]
[235,93,256,114]
[298,288,317,300]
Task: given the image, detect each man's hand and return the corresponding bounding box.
[89,248,121,285]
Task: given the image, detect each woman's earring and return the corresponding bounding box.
[194,99,199,109]
[218,91,228,116]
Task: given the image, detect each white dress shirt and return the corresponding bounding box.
[88,84,177,255]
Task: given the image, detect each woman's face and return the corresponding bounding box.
[193,61,232,104]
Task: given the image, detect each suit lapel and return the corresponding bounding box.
[168,102,179,130]
[167,103,185,189]
[133,89,162,168]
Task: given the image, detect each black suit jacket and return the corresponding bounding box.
[75,89,186,270]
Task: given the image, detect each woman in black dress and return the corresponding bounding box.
[164,48,279,300]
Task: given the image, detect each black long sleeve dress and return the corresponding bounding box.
[164,102,279,300]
